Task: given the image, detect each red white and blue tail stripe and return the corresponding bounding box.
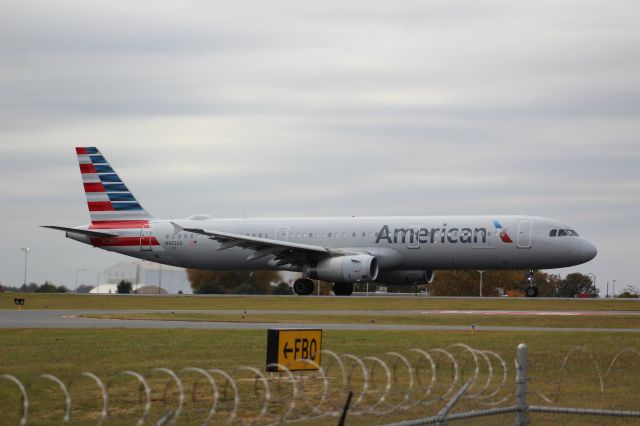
[76,147,154,226]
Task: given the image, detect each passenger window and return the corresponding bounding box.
[328,233,332,237]
[550,230,557,237]
[259,233,262,238]
[342,232,346,238]
[322,233,326,237]
[352,232,356,237]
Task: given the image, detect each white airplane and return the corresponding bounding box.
[44,147,597,297]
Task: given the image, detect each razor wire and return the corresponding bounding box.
[1,344,638,425]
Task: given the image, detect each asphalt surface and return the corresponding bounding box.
[1,309,640,332]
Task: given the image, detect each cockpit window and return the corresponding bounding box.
[550,228,580,237]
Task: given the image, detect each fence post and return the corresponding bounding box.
[516,343,528,426]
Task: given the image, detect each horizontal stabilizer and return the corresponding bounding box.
[42,226,118,238]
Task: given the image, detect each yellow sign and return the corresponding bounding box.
[266,329,322,372]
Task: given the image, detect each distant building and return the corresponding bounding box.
[91,261,192,294]
[90,283,169,294]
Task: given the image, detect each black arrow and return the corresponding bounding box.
[283,342,293,359]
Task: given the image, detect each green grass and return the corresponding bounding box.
[80,312,640,329]
[2,293,640,424]
[1,329,640,425]
[2,292,640,311]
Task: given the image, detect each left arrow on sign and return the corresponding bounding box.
[283,342,293,359]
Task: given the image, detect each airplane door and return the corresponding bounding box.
[140,228,153,252]
[275,226,289,241]
[517,221,533,249]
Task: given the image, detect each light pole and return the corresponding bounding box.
[75,268,87,293]
[587,273,596,295]
[20,248,30,288]
[477,270,484,297]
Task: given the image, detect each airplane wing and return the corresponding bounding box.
[172,222,359,267]
[42,226,118,238]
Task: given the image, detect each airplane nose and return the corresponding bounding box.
[581,240,597,262]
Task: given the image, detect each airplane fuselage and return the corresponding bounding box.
[68,215,596,272]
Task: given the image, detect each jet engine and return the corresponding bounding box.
[375,270,435,286]
[308,255,379,283]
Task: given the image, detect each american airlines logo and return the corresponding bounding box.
[375,225,488,245]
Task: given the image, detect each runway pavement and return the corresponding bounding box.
[1,309,640,332]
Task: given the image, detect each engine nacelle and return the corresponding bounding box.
[375,270,435,286]
[310,255,379,283]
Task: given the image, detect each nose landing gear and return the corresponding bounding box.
[525,270,538,297]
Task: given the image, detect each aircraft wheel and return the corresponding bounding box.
[525,286,539,297]
[293,278,314,295]
[333,282,353,296]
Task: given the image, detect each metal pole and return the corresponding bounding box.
[516,343,528,426]
[337,391,353,426]
[20,248,30,287]
[75,268,86,293]
[606,281,609,298]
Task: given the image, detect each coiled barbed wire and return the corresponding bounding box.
[2,344,636,425]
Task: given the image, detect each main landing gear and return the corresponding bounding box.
[525,270,538,297]
[333,282,353,296]
[292,278,314,295]
[292,279,354,296]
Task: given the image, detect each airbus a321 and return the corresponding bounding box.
[44,147,597,296]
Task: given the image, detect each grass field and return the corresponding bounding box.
[2,293,640,424]
[2,292,640,311]
[2,329,640,425]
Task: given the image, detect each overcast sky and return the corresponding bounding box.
[1,1,639,294]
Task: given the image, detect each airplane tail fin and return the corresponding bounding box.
[76,147,154,227]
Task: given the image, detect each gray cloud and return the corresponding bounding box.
[1,0,639,292]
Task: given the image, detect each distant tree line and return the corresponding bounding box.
[426,270,600,297]
[187,270,289,294]
[618,285,640,298]
[185,269,608,298]
[2,282,69,293]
